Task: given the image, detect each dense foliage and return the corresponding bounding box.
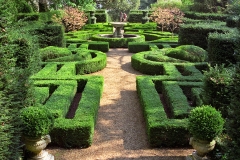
[52,6,88,32]
[225,63,240,159]
[150,7,184,33]
[20,107,54,138]
[188,105,224,141]
[201,64,234,118]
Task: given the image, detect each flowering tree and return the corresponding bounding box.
[52,6,88,32]
[150,7,184,34]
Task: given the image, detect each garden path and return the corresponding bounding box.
[47,48,193,160]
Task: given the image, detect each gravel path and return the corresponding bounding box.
[47,48,193,160]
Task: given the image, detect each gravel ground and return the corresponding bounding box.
[46,48,194,160]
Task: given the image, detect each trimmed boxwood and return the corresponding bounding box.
[91,33,145,48]
[137,76,189,147]
[40,46,72,61]
[32,76,104,148]
[33,49,107,77]
[131,45,208,75]
[188,105,224,141]
[178,22,230,49]
[20,106,54,138]
[208,31,240,65]
[88,41,109,52]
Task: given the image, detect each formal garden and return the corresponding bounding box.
[1,0,240,159]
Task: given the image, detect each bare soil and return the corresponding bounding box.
[46,48,193,160]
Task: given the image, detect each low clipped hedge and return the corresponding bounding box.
[128,41,178,53]
[128,42,150,53]
[131,44,208,75]
[32,50,106,77]
[136,76,204,147]
[87,41,109,52]
[91,33,145,48]
[32,77,103,148]
[124,23,156,32]
[40,46,72,61]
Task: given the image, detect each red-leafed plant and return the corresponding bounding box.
[52,6,88,32]
[150,7,184,34]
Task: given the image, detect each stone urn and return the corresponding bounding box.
[90,11,97,24]
[142,11,149,24]
[23,135,54,160]
[186,137,216,160]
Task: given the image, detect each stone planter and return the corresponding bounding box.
[23,135,54,160]
[142,11,149,24]
[90,11,97,24]
[186,137,216,160]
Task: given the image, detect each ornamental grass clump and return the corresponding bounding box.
[188,105,224,141]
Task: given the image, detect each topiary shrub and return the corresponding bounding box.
[20,107,54,138]
[188,105,224,141]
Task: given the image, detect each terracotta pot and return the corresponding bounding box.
[189,137,216,158]
[23,135,54,160]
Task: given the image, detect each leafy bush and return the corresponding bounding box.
[52,6,88,32]
[202,64,234,117]
[20,107,54,138]
[188,105,224,141]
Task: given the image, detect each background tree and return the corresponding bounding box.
[99,0,140,21]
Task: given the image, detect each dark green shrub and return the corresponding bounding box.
[188,105,224,141]
[178,22,229,49]
[40,46,72,61]
[20,107,54,138]
[184,12,228,21]
[225,63,240,159]
[33,24,65,48]
[17,13,39,21]
[226,15,240,28]
[208,31,240,65]
[202,64,234,118]
[88,41,109,52]
[17,0,33,13]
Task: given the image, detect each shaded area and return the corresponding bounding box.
[65,93,82,119]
